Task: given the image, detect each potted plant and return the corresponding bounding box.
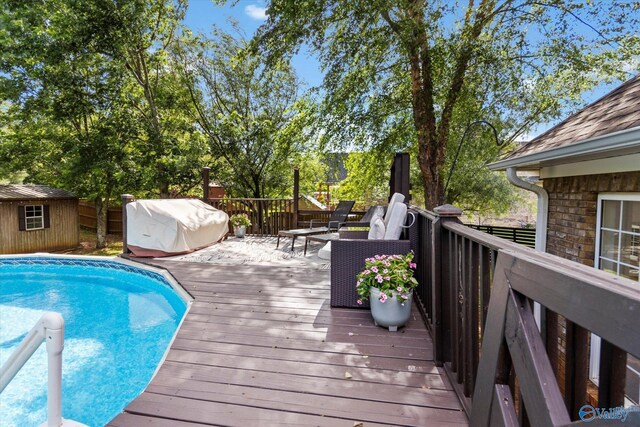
[356,252,418,331]
[229,213,251,238]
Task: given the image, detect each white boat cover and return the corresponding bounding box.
[126,199,229,256]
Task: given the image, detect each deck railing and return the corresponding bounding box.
[206,198,294,236]
[409,205,640,425]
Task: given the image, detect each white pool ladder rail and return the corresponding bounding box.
[0,312,87,427]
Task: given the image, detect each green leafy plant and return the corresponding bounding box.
[356,252,418,305]
[229,213,252,227]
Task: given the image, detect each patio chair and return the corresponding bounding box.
[303,205,386,255]
[276,200,355,252]
[315,192,406,260]
[329,202,416,308]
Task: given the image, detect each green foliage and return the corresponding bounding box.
[333,151,390,206]
[174,27,312,198]
[229,213,252,227]
[0,0,208,246]
[256,0,640,209]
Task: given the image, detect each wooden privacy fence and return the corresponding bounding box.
[409,205,640,426]
[464,224,536,248]
[78,201,123,235]
[207,198,294,236]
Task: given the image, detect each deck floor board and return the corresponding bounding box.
[108,259,466,426]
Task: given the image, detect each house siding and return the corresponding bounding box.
[543,170,639,403]
[544,171,640,265]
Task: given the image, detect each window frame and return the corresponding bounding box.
[24,204,45,231]
[590,192,640,405]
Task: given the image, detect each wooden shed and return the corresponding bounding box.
[0,185,79,254]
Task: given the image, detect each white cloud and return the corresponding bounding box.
[245,4,267,20]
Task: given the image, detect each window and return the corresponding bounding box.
[590,193,640,406]
[25,205,44,230]
[18,204,50,231]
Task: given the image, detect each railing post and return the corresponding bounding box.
[293,168,300,229]
[431,204,463,367]
[121,194,135,255]
[202,166,211,202]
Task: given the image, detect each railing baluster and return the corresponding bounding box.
[470,240,480,397]
[463,237,473,396]
[456,235,464,384]
[450,233,459,374]
[546,311,560,381]
[564,321,589,419]
[598,340,627,408]
[480,245,491,331]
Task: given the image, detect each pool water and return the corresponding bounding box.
[0,258,188,427]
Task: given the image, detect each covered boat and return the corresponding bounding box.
[126,199,229,257]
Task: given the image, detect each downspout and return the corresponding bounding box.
[506,167,548,329]
[505,167,548,252]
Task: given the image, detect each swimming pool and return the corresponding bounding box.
[0,256,190,427]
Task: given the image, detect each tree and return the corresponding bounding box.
[0,0,206,247]
[255,0,640,209]
[74,0,206,198]
[0,0,146,247]
[175,27,311,198]
[333,151,391,206]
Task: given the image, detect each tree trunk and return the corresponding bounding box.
[95,198,109,249]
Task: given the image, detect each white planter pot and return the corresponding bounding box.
[369,287,412,332]
[234,225,246,238]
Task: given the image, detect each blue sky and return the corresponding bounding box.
[184,0,323,88]
[183,1,634,140]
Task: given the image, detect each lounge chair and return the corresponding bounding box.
[303,205,386,255]
[276,200,355,252]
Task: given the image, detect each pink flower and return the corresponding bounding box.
[401,294,409,300]
[409,262,417,268]
[375,255,382,259]
[371,266,378,273]
[383,269,388,274]
[397,287,403,292]
[384,276,390,281]
[357,299,363,305]
[376,274,384,283]
[383,260,391,266]
[379,293,388,303]
[363,269,370,275]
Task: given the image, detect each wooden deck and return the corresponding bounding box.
[108,259,467,426]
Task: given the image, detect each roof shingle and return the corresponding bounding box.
[0,185,77,200]
[503,75,640,161]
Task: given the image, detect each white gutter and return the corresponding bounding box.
[505,167,548,252]
[490,126,640,170]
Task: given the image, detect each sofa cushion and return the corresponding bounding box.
[368,215,386,239]
[384,202,407,240]
[384,193,405,227]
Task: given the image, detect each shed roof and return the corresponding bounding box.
[490,75,640,170]
[0,185,77,201]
